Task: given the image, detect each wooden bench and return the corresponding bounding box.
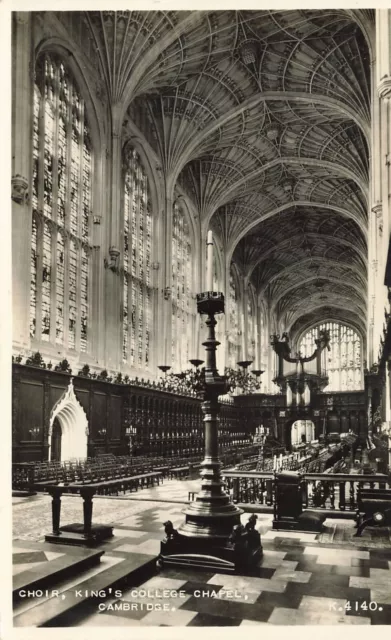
[95,471,163,495]
[38,471,162,495]
[355,488,391,537]
[170,466,190,480]
[155,466,170,477]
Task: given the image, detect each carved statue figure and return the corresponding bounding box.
[245,513,258,532]
[245,514,262,550]
[229,523,246,547]
[163,520,179,541]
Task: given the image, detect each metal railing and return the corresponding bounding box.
[221,469,389,514]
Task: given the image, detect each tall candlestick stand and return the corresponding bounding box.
[159,291,263,572]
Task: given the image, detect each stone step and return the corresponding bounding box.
[13,553,157,627]
[13,545,104,605]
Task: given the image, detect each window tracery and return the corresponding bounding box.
[122,148,152,369]
[228,267,240,367]
[172,200,194,371]
[30,54,93,352]
[299,322,363,391]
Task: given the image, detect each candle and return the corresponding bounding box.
[206,230,213,291]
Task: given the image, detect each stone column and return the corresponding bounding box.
[254,298,261,369]
[104,116,122,371]
[12,13,33,349]
[386,360,391,426]
[151,260,161,371]
[224,254,231,367]
[162,187,173,367]
[242,282,249,361]
[374,11,391,366]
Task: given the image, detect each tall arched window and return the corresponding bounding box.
[30,54,93,352]
[171,200,194,371]
[122,147,152,369]
[247,286,255,360]
[228,267,240,367]
[205,241,219,291]
[299,322,363,391]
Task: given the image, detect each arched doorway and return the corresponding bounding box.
[51,418,62,461]
[291,420,315,447]
[48,379,89,462]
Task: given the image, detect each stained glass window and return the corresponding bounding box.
[228,267,240,367]
[299,322,363,391]
[122,148,152,369]
[30,54,92,352]
[171,200,194,371]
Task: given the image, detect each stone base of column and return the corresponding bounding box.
[159,534,263,573]
[158,505,263,574]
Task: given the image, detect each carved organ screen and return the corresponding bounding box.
[30,54,93,353]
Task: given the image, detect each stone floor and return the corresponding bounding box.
[13,479,391,626]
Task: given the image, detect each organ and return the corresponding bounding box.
[271,330,331,409]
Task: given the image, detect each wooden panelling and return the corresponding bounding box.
[91,392,107,439]
[19,381,44,443]
[12,363,241,462]
[109,395,122,440]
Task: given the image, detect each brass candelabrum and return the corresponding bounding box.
[159,291,263,572]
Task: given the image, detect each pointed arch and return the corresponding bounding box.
[48,379,89,461]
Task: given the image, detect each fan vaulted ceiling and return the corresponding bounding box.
[73,9,372,340]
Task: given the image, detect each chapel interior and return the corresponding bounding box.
[11,9,391,628]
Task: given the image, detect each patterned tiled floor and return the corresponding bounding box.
[13,545,66,576]
[75,534,391,626]
[13,480,391,626]
[12,479,199,540]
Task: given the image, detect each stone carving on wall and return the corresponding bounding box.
[12,175,29,204]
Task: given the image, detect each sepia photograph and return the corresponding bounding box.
[8,3,391,632]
